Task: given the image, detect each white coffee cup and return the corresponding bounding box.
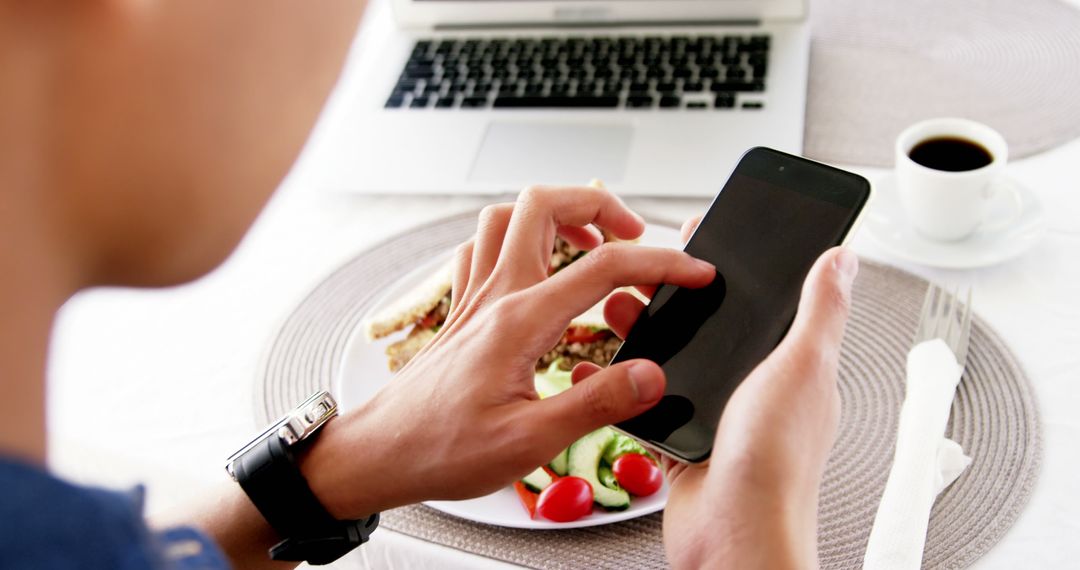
[895,118,1012,241]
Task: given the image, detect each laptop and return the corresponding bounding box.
[314,0,810,196]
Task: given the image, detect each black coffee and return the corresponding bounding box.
[908,137,994,172]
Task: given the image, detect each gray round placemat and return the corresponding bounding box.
[255,210,1041,569]
[805,0,1080,166]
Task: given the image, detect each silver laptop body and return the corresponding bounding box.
[312,0,811,196]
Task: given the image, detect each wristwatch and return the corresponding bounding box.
[226,391,379,565]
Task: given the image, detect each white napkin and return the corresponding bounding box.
[863,339,973,570]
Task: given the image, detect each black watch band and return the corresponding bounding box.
[227,392,378,565]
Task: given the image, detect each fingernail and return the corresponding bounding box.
[834,248,859,287]
[694,258,716,272]
[629,362,664,403]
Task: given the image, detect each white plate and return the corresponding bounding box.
[864,174,1047,269]
[335,223,683,529]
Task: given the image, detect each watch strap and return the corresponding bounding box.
[232,435,377,564]
[269,513,380,565]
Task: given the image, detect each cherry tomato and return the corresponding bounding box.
[536,476,594,522]
[564,326,607,345]
[612,453,663,497]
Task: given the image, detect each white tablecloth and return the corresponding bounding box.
[46,0,1080,567]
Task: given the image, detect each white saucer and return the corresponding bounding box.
[864,174,1047,269]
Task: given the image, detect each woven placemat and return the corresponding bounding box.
[255,210,1041,569]
[805,0,1080,166]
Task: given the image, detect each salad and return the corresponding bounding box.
[513,362,665,523]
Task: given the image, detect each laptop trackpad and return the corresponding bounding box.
[469,122,632,185]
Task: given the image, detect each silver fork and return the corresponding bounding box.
[864,284,975,568]
[914,283,974,366]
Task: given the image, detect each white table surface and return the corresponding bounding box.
[46,0,1080,567]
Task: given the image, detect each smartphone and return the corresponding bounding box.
[611,147,871,463]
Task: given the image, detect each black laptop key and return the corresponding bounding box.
[492,95,619,108]
[714,93,736,108]
[434,96,456,108]
[726,67,747,80]
[711,80,764,92]
[721,54,742,66]
[655,80,676,92]
[461,96,489,108]
[385,94,406,108]
[405,64,435,80]
[410,54,436,68]
[742,101,764,109]
[626,94,654,108]
[645,66,666,79]
[409,96,429,108]
[659,95,681,108]
[687,102,708,109]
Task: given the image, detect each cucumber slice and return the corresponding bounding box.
[603,432,653,465]
[597,462,621,491]
[549,448,570,477]
[568,428,631,511]
[521,466,554,493]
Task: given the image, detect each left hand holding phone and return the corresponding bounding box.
[655,216,859,569]
[297,186,716,521]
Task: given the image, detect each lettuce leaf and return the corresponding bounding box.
[534,359,573,399]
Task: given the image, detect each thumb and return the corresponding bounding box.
[531,359,666,444]
[779,247,859,363]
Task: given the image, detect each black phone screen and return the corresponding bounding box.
[612,147,870,463]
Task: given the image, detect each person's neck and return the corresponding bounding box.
[0,186,80,464]
[0,235,74,467]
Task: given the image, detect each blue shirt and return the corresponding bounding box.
[0,456,230,569]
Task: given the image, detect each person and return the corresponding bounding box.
[0,1,857,568]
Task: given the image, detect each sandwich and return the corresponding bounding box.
[363,235,630,373]
[363,261,454,372]
[364,180,635,372]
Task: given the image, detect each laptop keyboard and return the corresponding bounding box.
[385,34,769,111]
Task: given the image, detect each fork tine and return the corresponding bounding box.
[942,286,958,349]
[955,288,974,365]
[915,283,938,343]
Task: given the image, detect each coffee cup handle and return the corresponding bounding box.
[977,179,1024,234]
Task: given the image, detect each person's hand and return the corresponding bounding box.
[664,218,857,569]
[299,186,717,519]
[571,216,857,568]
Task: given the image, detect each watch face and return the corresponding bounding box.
[226,417,289,479]
[226,391,337,479]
